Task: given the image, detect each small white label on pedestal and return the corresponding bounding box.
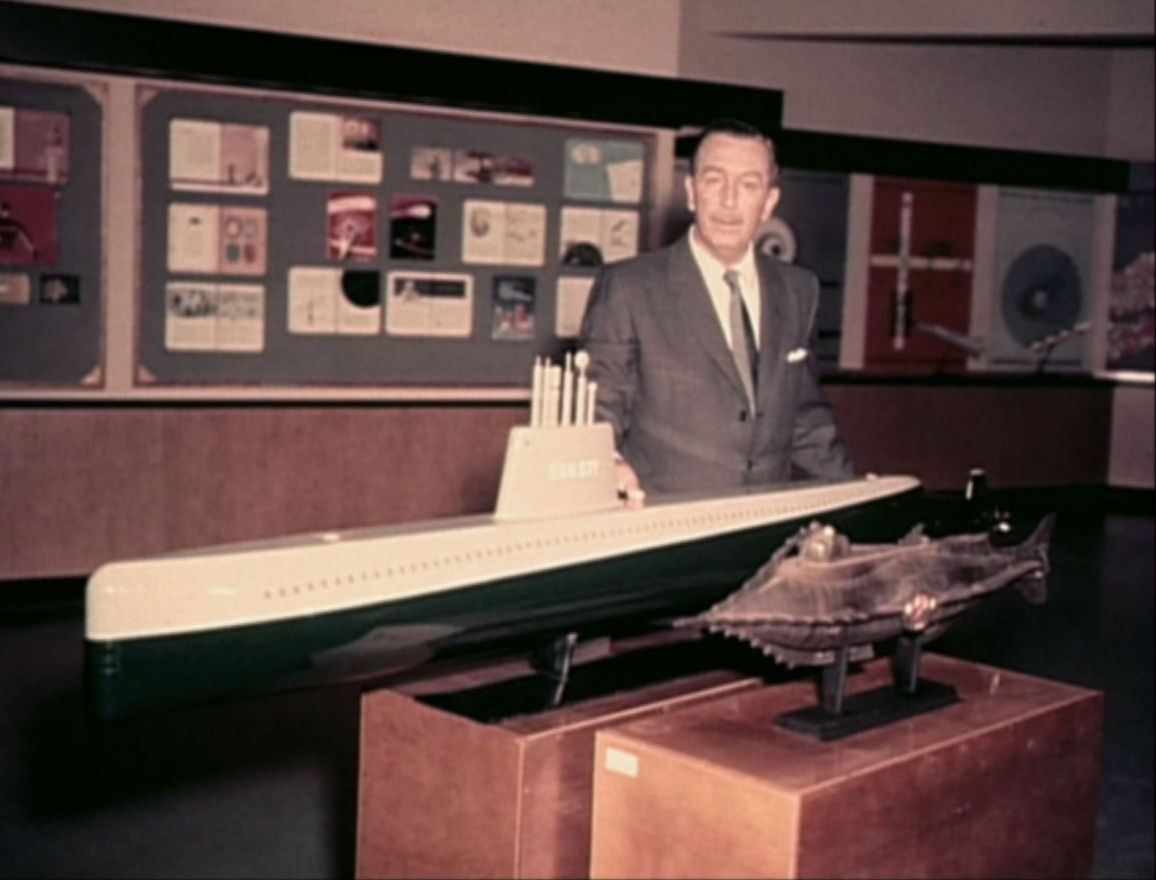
[604,746,639,778]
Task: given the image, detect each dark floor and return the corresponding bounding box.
[0,487,1152,879]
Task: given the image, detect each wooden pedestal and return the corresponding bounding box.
[356,648,761,879]
[590,653,1103,879]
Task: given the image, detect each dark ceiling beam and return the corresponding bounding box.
[675,126,1131,193]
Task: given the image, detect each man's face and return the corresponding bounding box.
[685,132,779,265]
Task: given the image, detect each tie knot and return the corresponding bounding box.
[723,269,741,294]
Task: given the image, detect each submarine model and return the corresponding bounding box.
[85,354,923,720]
[680,514,1053,668]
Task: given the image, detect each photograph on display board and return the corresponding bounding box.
[326,191,378,262]
[410,146,452,181]
[0,183,58,265]
[988,188,1095,372]
[862,177,977,373]
[492,154,534,188]
[164,281,216,350]
[39,273,80,305]
[388,194,437,260]
[335,270,383,335]
[0,106,70,185]
[502,203,547,265]
[559,206,638,267]
[555,275,594,338]
[559,207,604,267]
[563,137,644,203]
[385,270,473,337]
[0,272,32,305]
[167,202,219,273]
[167,203,267,274]
[213,284,266,350]
[286,266,380,336]
[1106,183,1154,373]
[491,274,536,341]
[462,199,505,263]
[461,199,546,266]
[289,111,383,183]
[169,118,269,194]
[219,206,267,275]
[164,281,265,352]
[453,148,495,184]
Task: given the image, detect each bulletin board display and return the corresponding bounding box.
[987,188,1096,373]
[1105,179,1154,374]
[0,76,103,386]
[861,176,977,374]
[136,85,654,387]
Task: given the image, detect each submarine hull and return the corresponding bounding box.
[86,483,922,720]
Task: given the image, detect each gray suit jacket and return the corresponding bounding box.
[578,235,853,495]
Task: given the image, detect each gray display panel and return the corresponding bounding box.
[137,87,652,388]
[0,77,102,385]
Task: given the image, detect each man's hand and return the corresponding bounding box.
[615,458,645,508]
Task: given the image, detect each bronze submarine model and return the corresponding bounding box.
[679,514,1053,667]
[84,357,923,720]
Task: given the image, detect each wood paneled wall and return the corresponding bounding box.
[0,382,1113,579]
[824,381,1112,491]
[0,404,525,579]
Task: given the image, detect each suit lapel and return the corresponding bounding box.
[668,237,751,404]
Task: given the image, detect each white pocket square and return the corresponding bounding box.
[786,347,808,363]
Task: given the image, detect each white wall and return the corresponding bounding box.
[1106,49,1156,160]
[25,0,1153,161]
[1109,385,1156,488]
[19,0,682,75]
[678,0,1154,160]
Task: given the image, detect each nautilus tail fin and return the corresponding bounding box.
[1011,514,1055,604]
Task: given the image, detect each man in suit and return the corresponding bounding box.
[578,118,853,498]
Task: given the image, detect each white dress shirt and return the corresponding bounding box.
[687,230,761,348]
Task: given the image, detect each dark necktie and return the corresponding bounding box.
[723,269,758,409]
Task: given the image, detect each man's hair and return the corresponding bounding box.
[690,118,778,183]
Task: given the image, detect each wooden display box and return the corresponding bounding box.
[590,653,1103,879]
[356,645,762,879]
